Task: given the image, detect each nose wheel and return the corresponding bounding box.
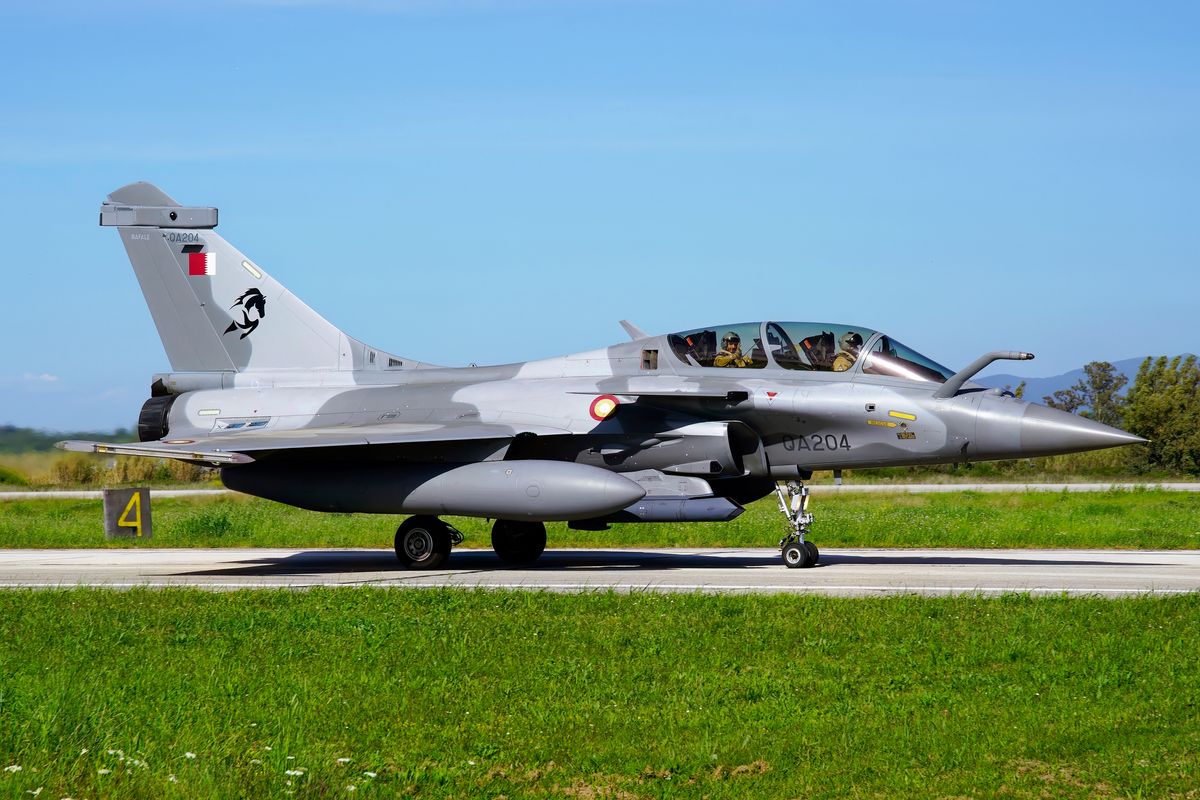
[776,480,819,568]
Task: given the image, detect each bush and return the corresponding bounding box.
[164,459,209,484]
[48,453,101,486]
[105,456,164,485]
[0,464,29,486]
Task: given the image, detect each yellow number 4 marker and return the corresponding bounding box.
[117,491,143,537]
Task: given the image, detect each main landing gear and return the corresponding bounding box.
[393,515,547,569]
[491,519,547,565]
[394,516,462,569]
[776,480,819,569]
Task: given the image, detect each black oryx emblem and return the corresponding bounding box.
[224,288,267,339]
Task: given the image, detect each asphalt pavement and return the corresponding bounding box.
[1,547,1197,597]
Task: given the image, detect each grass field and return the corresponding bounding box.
[1,490,1199,550]
[0,590,1197,799]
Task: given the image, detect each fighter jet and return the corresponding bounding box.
[61,183,1146,569]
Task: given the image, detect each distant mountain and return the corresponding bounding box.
[978,355,1195,402]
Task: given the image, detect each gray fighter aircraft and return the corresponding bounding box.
[62,182,1146,569]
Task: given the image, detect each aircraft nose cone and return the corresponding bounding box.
[1020,404,1147,455]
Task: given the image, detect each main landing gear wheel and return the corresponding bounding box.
[776,480,820,569]
[491,519,547,565]
[395,515,455,569]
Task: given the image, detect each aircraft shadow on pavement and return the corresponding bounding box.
[177,548,1136,578]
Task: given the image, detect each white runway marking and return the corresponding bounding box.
[1,548,1198,597]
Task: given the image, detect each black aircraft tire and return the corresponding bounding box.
[492,519,547,565]
[803,541,820,566]
[395,516,452,569]
[782,542,812,569]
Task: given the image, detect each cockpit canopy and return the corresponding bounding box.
[667,321,955,383]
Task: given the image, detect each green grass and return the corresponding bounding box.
[0,590,1197,798]
[1,490,1199,550]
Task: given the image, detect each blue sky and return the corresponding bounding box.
[1,1,1196,430]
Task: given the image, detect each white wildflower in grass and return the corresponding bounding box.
[184,752,196,760]
[363,771,377,778]
[250,759,263,765]
[286,756,295,761]
[337,758,351,764]
[264,747,273,751]
[168,775,178,783]
[346,786,356,792]
[3,765,20,773]
[97,769,111,775]
[26,788,41,797]
[468,760,476,766]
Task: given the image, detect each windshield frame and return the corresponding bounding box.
[859,334,956,384]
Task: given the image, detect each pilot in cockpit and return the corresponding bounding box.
[832,331,864,372]
[714,331,753,367]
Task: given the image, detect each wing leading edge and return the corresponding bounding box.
[59,422,571,466]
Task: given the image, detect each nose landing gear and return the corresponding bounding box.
[776,480,819,568]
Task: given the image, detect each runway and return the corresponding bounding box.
[1,547,1198,596]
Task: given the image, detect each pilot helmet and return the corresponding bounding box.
[721,331,741,348]
[840,331,863,352]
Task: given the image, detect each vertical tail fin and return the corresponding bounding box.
[101,182,418,374]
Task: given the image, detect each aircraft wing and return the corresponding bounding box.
[59,422,571,465]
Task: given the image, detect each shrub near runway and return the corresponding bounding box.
[0,590,1198,799]
[1,490,1198,550]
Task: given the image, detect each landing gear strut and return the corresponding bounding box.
[776,480,819,568]
[394,515,462,569]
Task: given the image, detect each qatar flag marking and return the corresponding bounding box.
[188,252,215,276]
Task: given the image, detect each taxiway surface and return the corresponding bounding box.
[1,547,1197,596]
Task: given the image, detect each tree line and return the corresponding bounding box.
[1041,355,1200,474]
[0,425,135,454]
